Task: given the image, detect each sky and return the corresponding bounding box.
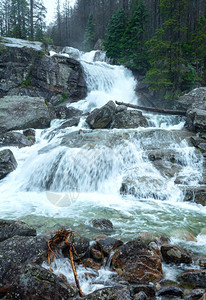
[43,0,76,24]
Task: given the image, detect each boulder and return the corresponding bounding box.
[0,219,36,242]
[62,234,90,260]
[112,240,163,284]
[132,284,156,298]
[4,263,77,300]
[91,219,114,232]
[176,87,206,111]
[86,101,116,129]
[83,258,101,270]
[156,287,184,298]
[179,269,206,288]
[0,96,56,134]
[80,287,127,300]
[0,131,35,148]
[112,110,148,129]
[96,237,123,256]
[184,289,206,300]
[161,244,192,265]
[181,186,206,206]
[0,235,48,285]
[58,117,80,129]
[134,291,148,300]
[186,106,206,132]
[0,149,17,180]
[55,106,82,119]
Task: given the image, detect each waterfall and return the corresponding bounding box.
[0,48,205,258]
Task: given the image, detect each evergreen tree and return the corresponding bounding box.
[104,9,127,62]
[83,13,95,52]
[33,0,47,41]
[9,0,30,39]
[120,0,148,71]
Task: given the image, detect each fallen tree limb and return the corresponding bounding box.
[115,101,186,116]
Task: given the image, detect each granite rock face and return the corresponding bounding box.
[0,149,17,180]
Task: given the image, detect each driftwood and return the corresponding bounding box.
[115,101,186,116]
[48,229,85,297]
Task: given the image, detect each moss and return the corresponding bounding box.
[20,77,32,88]
[60,92,69,104]
[0,44,8,55]
[44,99,48,106]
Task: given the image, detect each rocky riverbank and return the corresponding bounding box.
[0,219,206,299]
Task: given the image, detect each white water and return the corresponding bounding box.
[0,49,206,293]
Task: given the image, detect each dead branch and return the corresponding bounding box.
[115,101,186,116]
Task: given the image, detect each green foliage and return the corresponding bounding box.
[41,36,53,45]
[83,13,95,52]
[119,1,148,71]
[20,77,32,88]
[0,44,8,54]
[104,9,127,62]
[9,0,30,39]
[60,92,69,104]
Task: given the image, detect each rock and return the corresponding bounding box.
[134,291,148,300]
[4,263,77,300]
[61,46,81,60]
[23,128,35,138]
[0,235,48,285]
[181,186,206,206]
[55,105,82,119]
[186,107,206,132]
[161,244,192,265]
[81,287,124,300]
[58,117,80,128]
[170,229,197,242]
[90,246,102,260]
[0,131,35,148]
[92,219,114,232]
[0,96,56,134]
[84,258,101,270]
[0,149,17,180]
[0,219,36,242]
[0,45,87,101]
[199,256,206,268]
[132,284,156,298]
[112,240,163,284]
[156,287,184,298]
[116,105,127,113]
[176,87,206,111]
[199,293,206,300]
[86,101,116,129]
[184,289,206,300]
[96,237,123,256]
[179,269,206,288]
[112,110,148,129]
[62,234,90,260]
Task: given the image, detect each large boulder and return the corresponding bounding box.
[0,149,17,180]
[86,101,116,129]
[4,263,77,300]
[186,105,206,132]
[178,269,206,288]
[0,44,87,102]
[112,110,148,129]
[0,131,35,148]
[112,240,163,284]
[161,244,192,265]
[0,96,56,133]
[176,87,206,111]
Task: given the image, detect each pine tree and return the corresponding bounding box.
[33,0,47,41]
[9,0,30,39]
[83,13,95,52]
[120,0,148,71]
[104,9,127,62]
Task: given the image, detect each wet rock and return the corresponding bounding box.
[86,101,116,129]
[84,258,101,270]
[132,284,156,298]
[62,234,90,260]
[55,105,83,119]
[112,110,148,129]
[23,128,35,138]
[97,237,123,256]
[181,186,206,206]
[156,286,184,298]
[0,219,36,242]
[134,291,148,300]
[0,131,35,148]
[116,105,127,113]
[81,287,124,300]
[4,263,77,300]
[186,107,206,132]
[170,229,197,242]
[0,96,56,134]
[90,246,102,260]
[178,269,206,288]
[0,235,48,285]
[138,232,159,245]
[0,149,17,180]
[176,87,206,111]
[112,240,163,284]
[92,219,114,232]
[161,244,192,265]
[199,256,206,268]
[58,117,80,128]
[184,289,206,300]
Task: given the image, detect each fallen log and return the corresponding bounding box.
[115,101,186,116]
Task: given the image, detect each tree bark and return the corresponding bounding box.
[115,101,186,116]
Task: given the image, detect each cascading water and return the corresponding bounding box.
[0,48,206,293]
